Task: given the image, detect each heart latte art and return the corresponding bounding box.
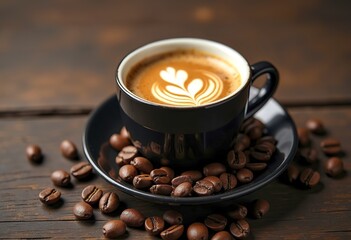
[126,50,242,107]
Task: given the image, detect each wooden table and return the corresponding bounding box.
[1,1,350,239]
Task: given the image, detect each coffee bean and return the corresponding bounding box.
[120,126,130,139]
[230,219,250,239]
[60,140,78,160]
[236,168,254,183]
[51,169,71,187]
[99,192,119,214]
[193,179,215,196]
[81,185,103,205]
[116,145,138,165]
[119,164,138,183]
[241,118,264,140]
[250,142,275,161]
[245,162,267,172]
[320,138,342,155]
[286,164,300,183]
[324,157,344,177]
[39,187,61,205]
[251,199,270,219]
[187,222,209,240]
[299,168,320,188]
[204,214,227,231]
[306,119,325,135]
[227,150,247,170]
[171,175,193,187]
[120,208,145,228]
[219,173,237,191]
[163,210,183,225]
[133,174,153,189]
[297,128,311,147]
[26,144,43,163]
[227,204,247,220]
[211,231,234,240]
[256,136,277,146]
[109,133,130,151]
[150,184,173,196]
[150,169,171,184]
[160,166,175,179]
[160,224,184,240]
[181,170,203,182]
[145,216,165,236]
[70,162,93,180]
[130,156,154,174]
[103,219,126,238]
[172,182,192,197]
[203,162,227,176]
[203,176,222,192]
[234,134,251,152]
[300,147,318,164]
[73,201,93,220]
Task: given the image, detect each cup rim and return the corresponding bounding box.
[116,38,251,109]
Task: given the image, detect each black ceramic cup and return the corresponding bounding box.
[116,38,278,168]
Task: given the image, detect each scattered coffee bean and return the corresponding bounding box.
[227,204,247,220]
[103,219,126,238]
[109,133,130,151]
[251,199,270,219]
[120,126,130,139]
[160,166,175,179]
[299,168,320,188]
[160,224,184,240]
[219,173,237,191]
[171,175,193,187]
[286,164,300,183]
[73,201,93,220]
[51,169,71,187]
[99,192,119,214]
[234,134,251,152]
[172,182,192,197]
[297,128,311,147]
[181,170,203,182]
[133,174,153,189]
[230,219,250,239]
[204,214,227,231]
[119,164,138,183]
[187,222,209,240]
[39,187,61,205]
[116,145,138,166]
[130,156,154,174]
[81,185,103,205]
[320,138,342,155]
[60,140,78,160]
[70,162,93,180]
[236,168,254,183]
[145,216,165,236]
[227,150,247,170]
[300,147,318,164]
[120,208,145,228]
[324,157,344,177]
[250,142,275,161]
[203,162,227,176]
[211,231,234,240]
[245,162,267,172]
[150,184,173,196]
[26,144,43,163]
[203,176,222,192]
[150,169,171,184]
[256,136,277,145]
[163,210,183,225]
[241,118,264,140]
[193,179,215,196]
[306,119,325,135]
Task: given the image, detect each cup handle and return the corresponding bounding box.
[245,61,279,118]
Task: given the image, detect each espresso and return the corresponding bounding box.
[126,50,242,107]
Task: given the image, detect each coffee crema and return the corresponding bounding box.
[126,50,242,107]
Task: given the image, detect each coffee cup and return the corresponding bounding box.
[116,38,279,168]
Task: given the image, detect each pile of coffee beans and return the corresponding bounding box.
[111,118,278,198]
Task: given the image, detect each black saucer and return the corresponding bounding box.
[83,92,298,205]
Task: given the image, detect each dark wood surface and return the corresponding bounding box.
[1,1,350,239]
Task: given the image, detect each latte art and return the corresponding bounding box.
[151,67,223,106]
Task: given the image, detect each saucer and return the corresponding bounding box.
[83,91,298,205]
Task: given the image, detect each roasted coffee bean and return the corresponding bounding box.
[145,216,165,236]
[227,150,247,170]
[250,142,275,161]
[160,166,175,179]
[204,214,227,231]
[116,145,138,165]
[236,168,254,183]
[299,168,320,188]
[256,136,277,146]
[211,231,234,240]
[300,147,318,164]
[203,176,222,192]
[120,126,130,139]
[73,201,93,220]
[306,119,325,135]
[251,199,270,219]
[320,138,342,155]
[163,210,183,225]
[172,182,192,197]
[51,169,71,187]
[227,204,247,220]
[60,140,78,160]
[160,224,184,240]
[324,157,344,177]
[230,219,250,239]
[203,162,227,176]
[297,128,311,147]
[187,222,209,240]
[26,144,43,163]
[81,185,103,205]
[99,192,119,214]
[286,164,300,183]
[150,184,173,196]
[241,118,264,140]
[120,208,145,228]
[150,169,171,184]
[130,156,154,174]
[103,219,126,238]
[133,174,153,189]
[39,187,61,205]
[234,134,251,152]
[119,164,138,183]
[70,162,93,180]
[245,162,267,172]
[219,173,237,191]
[181,170,203,182]
[193,179,215,196]
[109,133,130,151]
[171,175,193,187]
